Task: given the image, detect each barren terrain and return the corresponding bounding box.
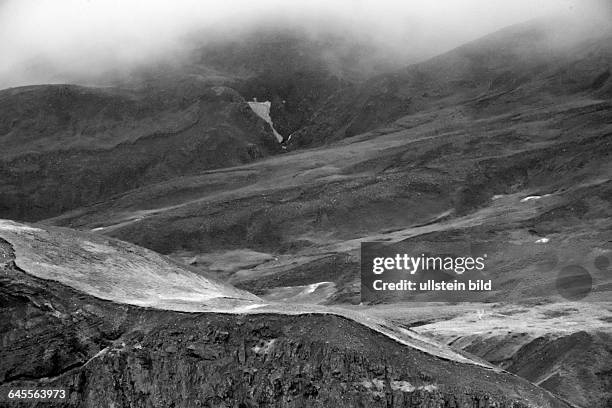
[1,14,611,408]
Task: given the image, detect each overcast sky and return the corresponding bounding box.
[0,0,608,88]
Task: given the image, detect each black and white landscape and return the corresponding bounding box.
[1,1,611,407]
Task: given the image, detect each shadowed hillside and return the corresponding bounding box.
[289,17,612,147]
[0,82,281,221]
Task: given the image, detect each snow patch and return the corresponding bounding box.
[260,281,335,304]
[0,220,42,232]
[247,101,283,143]
[521,194,551,203]
[234,303,266,312]
[304,281,331,294]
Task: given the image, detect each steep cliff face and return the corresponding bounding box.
[0,233,572,408]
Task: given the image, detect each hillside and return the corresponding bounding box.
[4,18,610,224]
[0,221,573,407]
[289,17,612,147]
[0,28,379,222]
[1,13,611,408]
[0,82,281,221]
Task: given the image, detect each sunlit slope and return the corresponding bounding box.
[0,219,261,311]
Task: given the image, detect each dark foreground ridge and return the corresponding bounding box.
[0,236,572,407]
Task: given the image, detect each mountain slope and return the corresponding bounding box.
[1,16,611,407]
[289,17,612,147]
[0,223,574,407]
[0,27,394,222]
[0,219,260,311]
[0,81,284,221]
[409,303,612,408]
[32,22,612,407]
[0,219,493,365]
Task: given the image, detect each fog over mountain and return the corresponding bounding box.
[1,0,610,88]
[1,1,612,406]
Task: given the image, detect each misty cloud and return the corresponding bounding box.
[1,0,609,89]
